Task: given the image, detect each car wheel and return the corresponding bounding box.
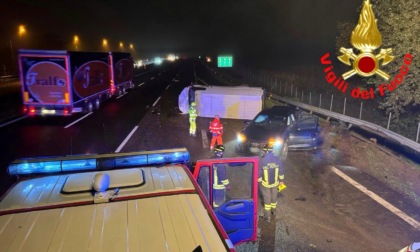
[280,141,288,161]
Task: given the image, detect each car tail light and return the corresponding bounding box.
[63,107,69,115]
[23,106,28,114]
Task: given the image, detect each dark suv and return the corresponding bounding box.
[235,106,321,160]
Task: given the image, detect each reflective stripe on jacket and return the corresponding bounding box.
[213,164,229,189]
[258,152,284,188]
[189,107,197,120]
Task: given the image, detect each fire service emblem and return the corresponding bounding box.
[337,0,394,80]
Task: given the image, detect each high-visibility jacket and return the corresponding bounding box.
[258,152,284,188]
[189,106,197,120]
[209,118,223,135]
[213,163,229,190]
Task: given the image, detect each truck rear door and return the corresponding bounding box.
[19,50,71,107]
[193,157,258,245]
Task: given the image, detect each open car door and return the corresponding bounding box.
[289,113,321,148]
[193,156,259,245]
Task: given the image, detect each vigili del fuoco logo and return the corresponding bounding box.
[320,0,413,99]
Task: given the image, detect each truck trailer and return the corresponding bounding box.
[0,148,260,251]
[18,49,134,116]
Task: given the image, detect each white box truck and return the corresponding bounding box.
[179,85,264,120]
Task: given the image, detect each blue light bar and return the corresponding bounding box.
[8,161,61,175]
[148,151,190,164]
[8,148,190,176]
[62,159,97,171]
[114,155,148,167]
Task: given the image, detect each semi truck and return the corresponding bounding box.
[0,148,259,251]
[18,49,134,116]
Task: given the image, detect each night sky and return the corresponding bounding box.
[1,0,363,68]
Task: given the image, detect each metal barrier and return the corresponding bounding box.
[269,93,420,154]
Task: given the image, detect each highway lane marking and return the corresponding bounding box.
[331,166,420,230]
[115,126,138,153]
[0,115,29,128]
[116,93,127,99]
[152,97,161,107]
[166,85,171,90]
[138,82,145,87]
[134,69,154,77]
[201,129,208,148]
[64,112,93,129]
[150,77,155,80]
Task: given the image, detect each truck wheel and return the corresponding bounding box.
[86,102,93,113]
[280,141,288,161]
[94,98,101,110]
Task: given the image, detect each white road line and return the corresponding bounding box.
[152,97,161,107]
[201,129,208,148]
[64,112,93,129]
[0,115,29,128]
[331,166,420,230]
[134,69,154,77]
[138,82,145,87]
[150,77,155,80]
[166,85,171,90]
[116,93,127,99]
[115,126,138,153]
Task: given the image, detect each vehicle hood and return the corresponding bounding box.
[243,124,288,142]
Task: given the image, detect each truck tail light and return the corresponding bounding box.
[29,106,36,115]
[63,107,69,115]
[110,83,116,95]
[65,93,70,103]
[24,92,29,102]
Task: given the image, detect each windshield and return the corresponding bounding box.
[252,114,287,129]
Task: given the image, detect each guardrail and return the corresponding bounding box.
[268,92,420,154]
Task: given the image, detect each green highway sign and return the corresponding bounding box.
[217,56,233,67]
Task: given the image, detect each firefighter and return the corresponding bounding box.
[209,115,223,150]
[258,143,284,222]
[212,145,230,208]
[189,102,197,136]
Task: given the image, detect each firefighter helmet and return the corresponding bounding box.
[214,145,225,157]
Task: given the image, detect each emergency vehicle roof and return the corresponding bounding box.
[0,165,229,252]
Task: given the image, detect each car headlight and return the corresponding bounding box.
[269,138,283,147]
[237,133,246,143]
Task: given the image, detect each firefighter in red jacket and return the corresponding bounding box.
[209,115,223,151]
[258,143,284,223]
